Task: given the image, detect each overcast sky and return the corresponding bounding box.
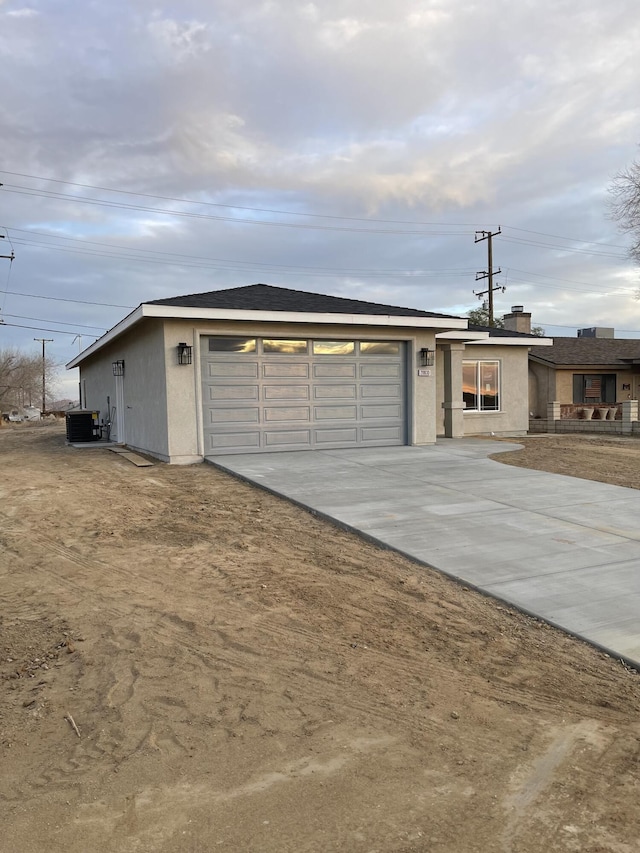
[1,0,639,400]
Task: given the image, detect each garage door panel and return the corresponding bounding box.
[313,405,358,420]
[264,406,310,422]
[202,338,406,455]
[263,363,309,378]
[360,363,401,378]
[315,428,358,444]
[361,384,402,398]
[209,407,260,424]
[313,363,357,378]
[208,431,261,450]
[361,426,404,442]
[207,361,259,378]
[314,385,357,399]
[208,385,259,401]
[264,430,312,447]
[361,404,402,419]
[264,385,310,400]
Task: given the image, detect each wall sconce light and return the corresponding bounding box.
[112,360,125,376]
[419,348,435,367]
[177,342,193,365]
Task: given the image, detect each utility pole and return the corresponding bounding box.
[474,228,502,327]
[34,338,53,415]
[0,233,14,261]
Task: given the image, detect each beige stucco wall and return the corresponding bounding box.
[436,343,530,436]
[79,320,170,460]
[160,318,440,461]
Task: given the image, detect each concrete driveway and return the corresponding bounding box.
[211,440,640,667]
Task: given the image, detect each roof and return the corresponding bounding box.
[148,283,460,319]
[530,337,640,366]
[467,323,545,340]
[67,283,470,370]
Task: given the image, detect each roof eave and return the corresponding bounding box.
[142,304,467,328]
[465,336,553,347]
[66,305,144,369]
[66,303,468,368]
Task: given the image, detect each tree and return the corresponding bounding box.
[467,307,505,328]
[0,347,58,412]
[466,307,545,336]
[609,154,640,265]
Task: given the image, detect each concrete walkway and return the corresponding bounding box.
[211,440,640,667]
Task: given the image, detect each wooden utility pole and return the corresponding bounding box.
[474,228,502,326]
[34,338,53,415]
[0,233,14,261]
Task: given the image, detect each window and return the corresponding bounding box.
[262,339,308,354]
[312,341,355,355]
[463,360,500,411]
[209,337,256,353]
[573,374,616,404]
[360,341,400,355]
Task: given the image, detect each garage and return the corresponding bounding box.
[201,335,406,454]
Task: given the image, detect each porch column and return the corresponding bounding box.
[441,342,465,438]
[621,400,638,435]
[547,401,561,433]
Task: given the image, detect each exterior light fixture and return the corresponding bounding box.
[112,360,125,376]
[177,342,193,365]
[419,348,435,367]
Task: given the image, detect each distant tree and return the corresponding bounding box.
[466,308,545,336]
[609,153,640,265]
[466,307,504,328]
[0,348,58,411]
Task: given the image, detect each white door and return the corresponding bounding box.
[113,373,125,443]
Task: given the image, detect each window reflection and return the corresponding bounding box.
[312,341,355,355]
[463,360,500,411]
[263,339,308,354]
[360,341,400,355]
[209,337,256,353]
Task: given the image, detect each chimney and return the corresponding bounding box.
[577,327,614,338]
[503,305,531,335]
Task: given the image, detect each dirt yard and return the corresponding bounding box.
[2,424,640,853]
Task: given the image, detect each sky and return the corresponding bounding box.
[1,0,639,401]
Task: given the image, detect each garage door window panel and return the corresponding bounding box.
[263,339,308,354]
[209,337,256,353]
[360,341,401,355]
[313,341,355,355]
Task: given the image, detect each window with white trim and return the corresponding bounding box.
[463,360,500,411]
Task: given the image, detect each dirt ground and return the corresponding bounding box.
[2,424,640,853]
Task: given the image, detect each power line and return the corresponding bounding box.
[1,313,107,331]
[2,171,630,253]
[1,288,134,309]
[1,321,93,336]
[6,227,478,277]
[0,170,492,228]
[503,225,629,251]
[2,185,474,236]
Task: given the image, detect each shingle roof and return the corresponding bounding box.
[147,283,460,319]
[530,337,640,366]
[467,323,543,339]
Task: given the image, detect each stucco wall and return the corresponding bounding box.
[161,318,440,460]
[79,321,170,459]
[436,344,530,436]
[528,361,555,418]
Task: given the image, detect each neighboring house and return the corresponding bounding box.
[66,285,549,463]
[529,329,640,418]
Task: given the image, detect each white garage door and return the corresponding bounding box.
[201,336,406,455]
